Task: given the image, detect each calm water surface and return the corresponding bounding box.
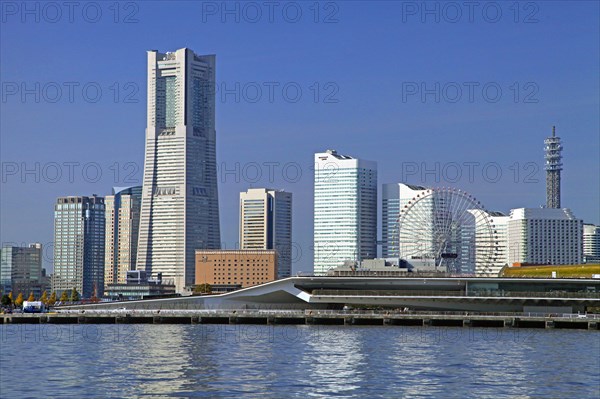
[1,324,599,398]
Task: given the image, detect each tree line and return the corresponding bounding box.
[1,288,84,308]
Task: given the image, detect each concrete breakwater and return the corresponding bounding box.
[1,310,599,330]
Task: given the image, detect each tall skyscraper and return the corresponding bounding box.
[137,48,220,293]
[545,126,563,208]
[382,183,429,258]
[104,186,142,289]
[1,243,43,296]
[52,196,105,298]
[314,150,377,275]
[239,188,292,278]
[507,208,583,266]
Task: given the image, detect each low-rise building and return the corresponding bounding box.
[195,250,277,289]
[327,258,410,277]
[104,270,176,300]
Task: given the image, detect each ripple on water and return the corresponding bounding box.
[0,325,598,398]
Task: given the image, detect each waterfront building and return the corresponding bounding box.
[68,275,600,315]
[52,196,105,298]
[382,183,429,258]
[327,258,410,277]
[104,186,142,290]
[0,243,44,297]
[195,249,277,289]
[583,223,600,264]
[240,188,292,278]
[314,150,377,275]
[507,208,583,266]
[137,48,220,293]
[104,270,175,300]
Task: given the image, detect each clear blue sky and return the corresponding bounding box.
[1,1,599,273]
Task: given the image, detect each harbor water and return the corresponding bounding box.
[1,324,599,398]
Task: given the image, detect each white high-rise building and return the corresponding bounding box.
[382,183,429,258]
[583,224,600,264]
[314,150,377,275]
[468,210,509,276]
[239,188,292,278]
[137,48,220,293]
[507,208,583,266]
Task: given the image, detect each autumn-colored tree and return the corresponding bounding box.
[70,288,80,302]
[14,293,24,307]
[40,291,48,305]
[47,292,57,306]
[8,292,13,303]
[27,292,35,302]
[59,291,69,302]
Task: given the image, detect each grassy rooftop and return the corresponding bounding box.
[501,264,600,278]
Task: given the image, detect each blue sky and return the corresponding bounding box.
[1,1,599,273]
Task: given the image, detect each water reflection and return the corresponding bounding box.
[1,325,598,398]
[302,327,367,397]
[103,325,191,396]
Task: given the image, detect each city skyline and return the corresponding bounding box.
[2,4,599,399]
[2,3,599,275]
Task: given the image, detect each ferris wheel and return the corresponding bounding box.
[394,187,497,274]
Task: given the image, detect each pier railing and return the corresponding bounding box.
[311,289,600,299]
[45,308,600,319]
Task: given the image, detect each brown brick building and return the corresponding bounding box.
[195,250,278,289]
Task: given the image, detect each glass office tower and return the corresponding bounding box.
[52,196,105,298]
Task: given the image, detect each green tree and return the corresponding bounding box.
[59,291,69,302]
[14,293,24,307]
[47,292,57,306]
[27,292,35,302]
[70,288,80,302]
[194,283,212,294]
[40,291,48,305]
[1,294,11,307]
